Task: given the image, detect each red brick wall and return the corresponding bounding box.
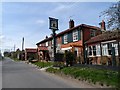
[83,28,91,42]
[83,27,101,42]
[57,36,62,45]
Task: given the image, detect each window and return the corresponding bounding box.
[96,45,101,56]
[107,43,112,55]
[46,42,48,46]
[88,46,92,55]
[73,30,78,41]
[39,44,41,46]
[102,44,108,56]
[90,30,96,37]
[64,34,68,44]
[93,46,96,56]
[88,45,100,56]
[113,43,118,56]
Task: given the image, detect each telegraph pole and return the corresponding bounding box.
[22,37,24,51]
[21,37,24,60]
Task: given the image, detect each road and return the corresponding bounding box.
[2,58,96,88]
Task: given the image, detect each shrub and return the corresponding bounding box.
[56,53,64,62]
[64,51,75,66]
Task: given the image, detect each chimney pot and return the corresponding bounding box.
[46,36,48,39]
[100,20,106,30]
[69,19,74,28]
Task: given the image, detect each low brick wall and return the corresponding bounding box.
[88,56,119,66]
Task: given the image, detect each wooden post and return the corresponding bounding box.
[118,40,120,66]
[111,47,116,66]
[100,42,102,65]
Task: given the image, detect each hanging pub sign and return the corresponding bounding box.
[49,17,58,30]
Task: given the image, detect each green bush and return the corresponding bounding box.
[56,53,64,62]
[64,51,75,66]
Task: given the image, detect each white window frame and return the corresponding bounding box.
[113,43,118,56]
[96,44,101,56]
[73,30,78,42]
[102,44,108,56]
[46,42,48,46]
[88,46,93,57]
[64,34,68,44]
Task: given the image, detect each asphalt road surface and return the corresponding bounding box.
[2,57,96,88]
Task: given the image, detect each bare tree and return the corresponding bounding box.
[101,1,120,30]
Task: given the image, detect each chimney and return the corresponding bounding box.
[46,36,48,39]
[99,20,106,30]
[69,19,74,28]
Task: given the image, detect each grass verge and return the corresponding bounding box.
[46,66,119,88]
[33,61,54,68]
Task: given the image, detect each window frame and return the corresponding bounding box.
[73,30,78,42]
[88,46,92,56]
[96,44,101,56]
[64,34,68,44]
[93,45,96,56]
[113,43,118,56]
[102,44,108,56]
[90,30,96,37]
[46,42,48,47]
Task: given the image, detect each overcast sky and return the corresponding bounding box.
[0,1,115,53]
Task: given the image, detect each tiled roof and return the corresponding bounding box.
[25,48,37,53]
[85,30,120,44]
[36,37,52,45]
[38,46,48,51]
[36,24,100,45]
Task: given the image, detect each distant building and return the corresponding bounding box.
[36,19,102,63]
[25,48,37,60]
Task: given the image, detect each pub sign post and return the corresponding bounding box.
[49,17,58,61]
